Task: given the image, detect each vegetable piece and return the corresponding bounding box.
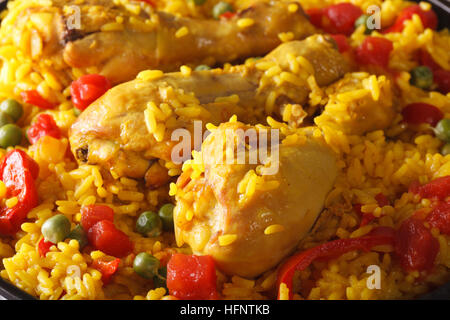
[20,90,55,109]
[0,112,13,128]
[441,143,450,156]
[0,99,23,122]
[70,74,111,111]
[433,69,450,94]
[27,114,61,144]
[195,65,211,71]
[354,14,371,34]
[136,211,162,237]
[276,227,395,299]
[434,119,450,143]
[395,218,439,272]
[41,214,71,243]
[307,3,362,35]
[401,102,443,126]
[158,203,175,231]
[212,1,233,19]
[329,34,351,53]
[0,149,39,235]
[154,266,167,288]
[167,253,218,300]
[384,5,437,33]
[355,37,393,68]
[419,50,441,71]
[67,224,88,249]
[409,175,450,200]
[38,237,54,257]
[410,66,433,89]
[426,201,450,235]
[133,252,160,279]
[0,124,22,148]
[92,258,120,285]
[80,204,114,231]
[356,193,390,227]
[87,220,133,257]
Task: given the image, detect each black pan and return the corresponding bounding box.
[0,0,449,300]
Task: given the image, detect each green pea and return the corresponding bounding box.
[435,119,450,143]
[195,64,211,71]
[153,266,167,288]
[0,112,14,128]
[441,143,450,156]
[67,225,88,249]
[410,66,433,90]
[212,1,233,19]
[158,203,175,231]
[0,99,23,122]
[192,0,207,5]
[0,124,22,148]
[354,15,371,34]
[41,214,71,244]
[136,211,162,237]
[133,252,160,279]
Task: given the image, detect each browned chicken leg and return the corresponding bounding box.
[5,0,317,84]
[69,35,349,184]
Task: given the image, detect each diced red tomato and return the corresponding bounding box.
[20,90,55,110]
[330,34,351,53]
[91,258,120,285]
[70,74,111,111]
[395,218,439,272]
[323,3,363,35]
[375,193,390,207]
[434,69,450,94]
[0,150,39,235]
[427,201,450,235]
[87,220,133,257]
[38,238,54,257]
[167,254,218,300]
[80,204,114,231]
[27,114,61,145]
[410,175,450,200]
[306,8,324,28]
[384,5,437,33]
[355,37,393,68]
[401,102,443,126]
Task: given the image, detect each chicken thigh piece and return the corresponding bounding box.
[4,0,316,84]
[69,35,349,182]
[173,121,338,277]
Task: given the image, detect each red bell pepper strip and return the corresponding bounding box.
[401,102,444,126]
[426,200,450,235]
[409,175,450,200]
[70,74,111,111]
[276,227,395,299]
[0,150,39,235]
[27,113,61,144]
[167,253,219,300]
[80,204,114,231]
[20,90,55,110]
[395,217,439,272]
[38,237,54,257]
[87,220,133,257]
[91,258,120,285]
[384,5,437,34]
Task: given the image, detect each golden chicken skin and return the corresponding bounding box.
[5,0,316,84]
[69,35,349,185]
[173,120,338,277]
